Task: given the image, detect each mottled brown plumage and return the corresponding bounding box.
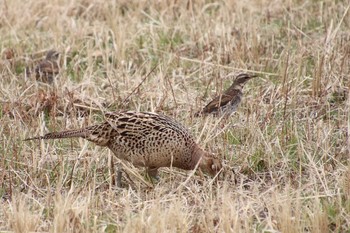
[25,111,222,178]
[196,73,257,116]
[35,50,60,84]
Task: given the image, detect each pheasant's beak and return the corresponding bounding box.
[199,156,223,177]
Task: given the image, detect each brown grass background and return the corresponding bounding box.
[1,0,350,232]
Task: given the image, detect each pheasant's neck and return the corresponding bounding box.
[189,144,206,170]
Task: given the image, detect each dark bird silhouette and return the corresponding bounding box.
[34,50,60,84]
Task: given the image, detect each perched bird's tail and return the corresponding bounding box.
[24,129,88,141]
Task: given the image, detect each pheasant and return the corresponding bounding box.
[25,111,222,179]
[195,73,257,116]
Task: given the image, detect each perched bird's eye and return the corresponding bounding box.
[50,52,60,60]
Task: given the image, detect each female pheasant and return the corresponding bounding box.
[25,111,222,178]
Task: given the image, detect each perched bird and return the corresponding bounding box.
[34,50,60,84]
[2,48,15,60]
[195,73,257,116]
[25,111,222,179]
[1,48,15,69]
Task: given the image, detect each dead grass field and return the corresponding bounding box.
[1,0,350,232]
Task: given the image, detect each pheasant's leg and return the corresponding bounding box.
[109,155,124,188]
[109,155,116,186]
[116,167,123,188]
[147,167,160,182]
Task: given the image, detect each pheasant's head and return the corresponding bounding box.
[199,152,222,177]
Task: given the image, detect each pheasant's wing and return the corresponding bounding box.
[105,112,156,130]
[104,111,190,140]
[105,111,162,139]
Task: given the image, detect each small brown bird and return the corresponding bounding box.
[2,48,15,60]
[34,50,60,84]
[25,111,222,178]
[195,73,257,116]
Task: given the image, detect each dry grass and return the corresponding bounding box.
[1,0,350,232]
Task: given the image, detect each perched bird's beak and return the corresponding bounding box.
[249,74,258,79]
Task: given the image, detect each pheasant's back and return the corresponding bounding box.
[101,112,197,169]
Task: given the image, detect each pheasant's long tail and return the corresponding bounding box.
[24,128,88,141]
